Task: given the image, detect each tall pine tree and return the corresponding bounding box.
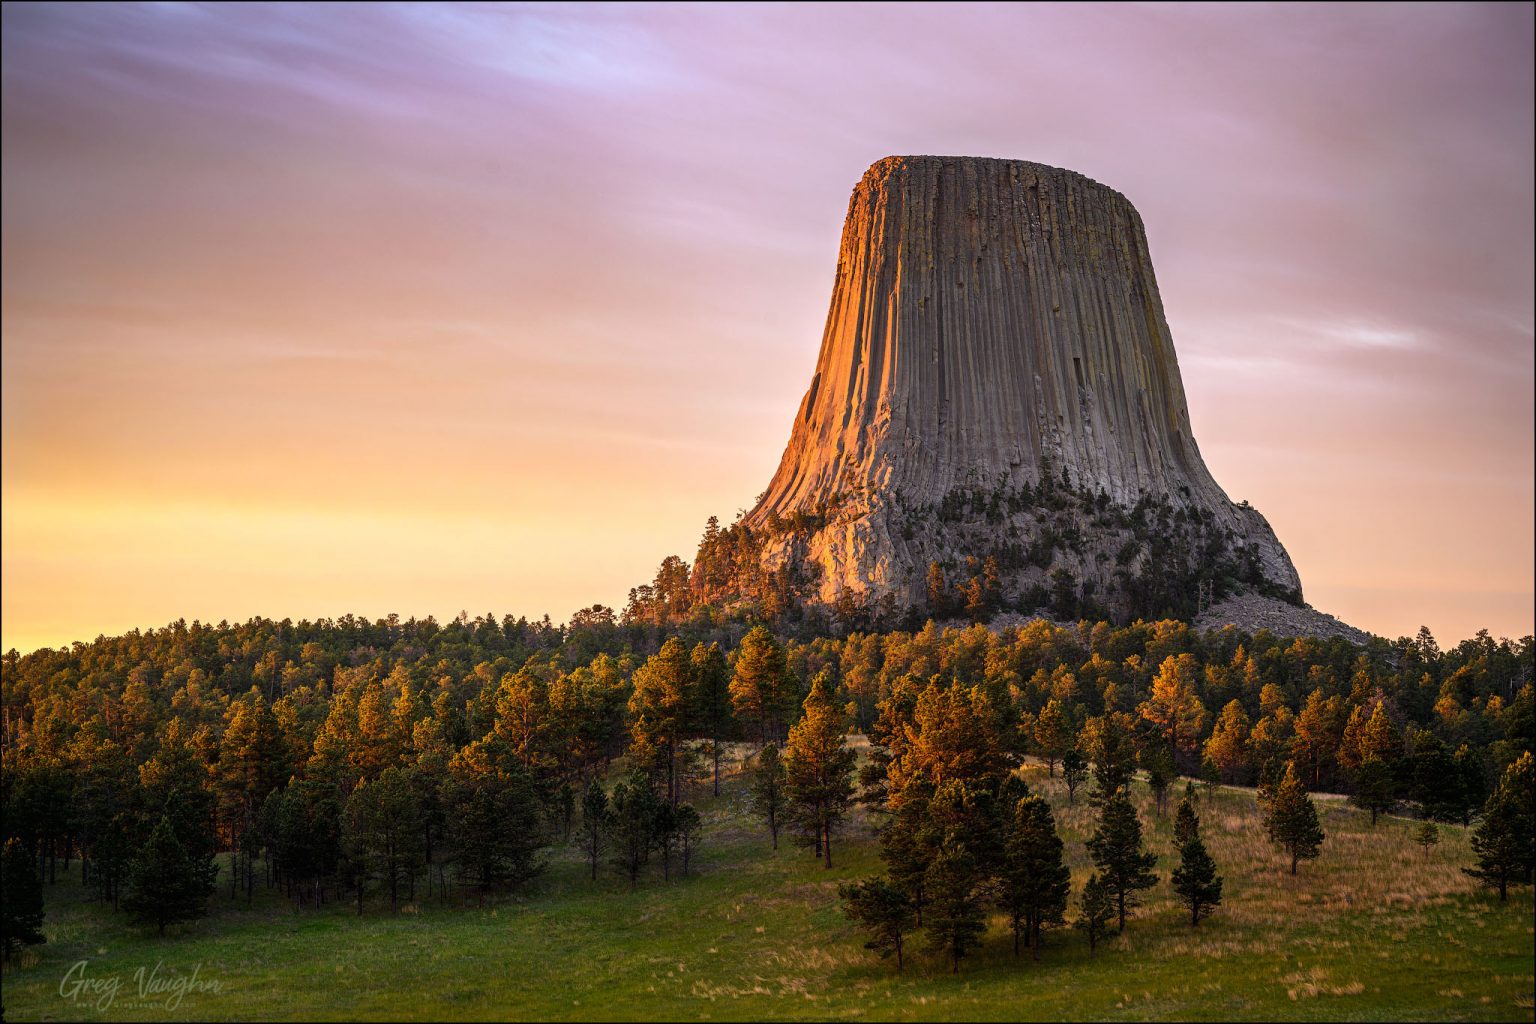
[1,837,46,960]
[1086,790,1157,933]
[1264,762,1325,875]
[839,877,917,971]
[1170,797,1223,926]
[923,838,987,972]
[783,672,858,868]
[123,816,218,937]
[750,744,787,851]
[579,780,609,882]
[1463,751,1534,902]
[1075,872,1113,954]
[998,794,1070,958]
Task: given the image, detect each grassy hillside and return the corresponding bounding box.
[4,751,1531,1022]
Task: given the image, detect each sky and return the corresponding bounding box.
[2,2,1532,654]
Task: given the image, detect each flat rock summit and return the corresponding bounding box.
[742,155,1303,622]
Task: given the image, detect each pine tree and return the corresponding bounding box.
[1350,758,1396,826]
[342,768,423,913]
[1,837,46,960]
[1463,751,1534,902]
[628,638,693,806]
[579,780,609,881]
[1203,700,1251,784]
[652,801,678,881]
[1415,820,1440,861]
[138,722,220,875]
[750,743,787,850]
[1170,798,1223,926]
[1139,654,1207,767]
[879,785,934,926]
[215,690,288,902]
[1084,712,1137,801]
[1264,762,1325,875]
[783,672,858,867]
[923,839,987,972]
[675,804,702,876]
[1141,741,1175,816]
[731,626,793,744]
[443,738,546,901]
[122,815,218,937]
[1086,790,1157,932]
[998,795,1070,958]
[1033,699,1070,777]
[608,772,659,890]
[1062,748,1089,805]
[688,642,734,796]
[1173,795,1200,850]
[839,877,917,971]
[1199,756,1221,800]
[1075,872,1113,954]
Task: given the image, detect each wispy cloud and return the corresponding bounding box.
[2,1,1531,649]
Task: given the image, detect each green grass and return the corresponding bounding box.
[4,752,1532,1022]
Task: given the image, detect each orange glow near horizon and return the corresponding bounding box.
[3,3,1532,654]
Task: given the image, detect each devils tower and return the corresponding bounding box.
[732,155,1301,623]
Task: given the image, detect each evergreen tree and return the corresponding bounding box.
[652,801,678,881]
[1415,820,1440,861]
[750,743,787,850]
[138,722,219,875]
[1086,790,1157,932]
[1075,872,1113,954]
[998,795,1070,958]
[1139,654,1207,768]
[215,690,288,901]
[1062,748,1089,806]
[1203,700,1251,784]
[1463,751,1534,902]
[1350,758,1396,826]
[1170,798,1223,926]
[688,642,734,796]
[1452,744,1489,827]
[923,839,987,972]
[783,672,858,867]
[1199,756,1221,800]
[608,772,659,889]
[1264,762,1325,875]
[271,779,343,907]
[122,815,218,937]
[1084,712,1137,801]
[1,837,46,961]
[342,768,422,913]
[1033,699,1070,777]
[675,804,702,876]
[1360,700,1405,765]
[838,877,917,971]
[1173,795,1200,850]
[579,780,609,881]
[628,638,693,806]
[731,626,793,744]
[1141,741,1175,816]
[879,784,934,926]
[443,739,546,901]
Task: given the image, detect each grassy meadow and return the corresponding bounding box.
[3,747,1532,1022]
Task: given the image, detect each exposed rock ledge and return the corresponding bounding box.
[1194,595,1371,646]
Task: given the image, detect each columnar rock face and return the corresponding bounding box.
[745,155,1300,615]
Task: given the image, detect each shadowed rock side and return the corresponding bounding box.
[745,156,1301,616]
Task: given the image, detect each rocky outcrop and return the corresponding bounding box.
[745,156,1300,617]
[1194,595,1371,646]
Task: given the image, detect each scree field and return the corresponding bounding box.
[4,753,1532,1022]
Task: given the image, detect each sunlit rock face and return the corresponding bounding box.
[745,155,1300,615]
